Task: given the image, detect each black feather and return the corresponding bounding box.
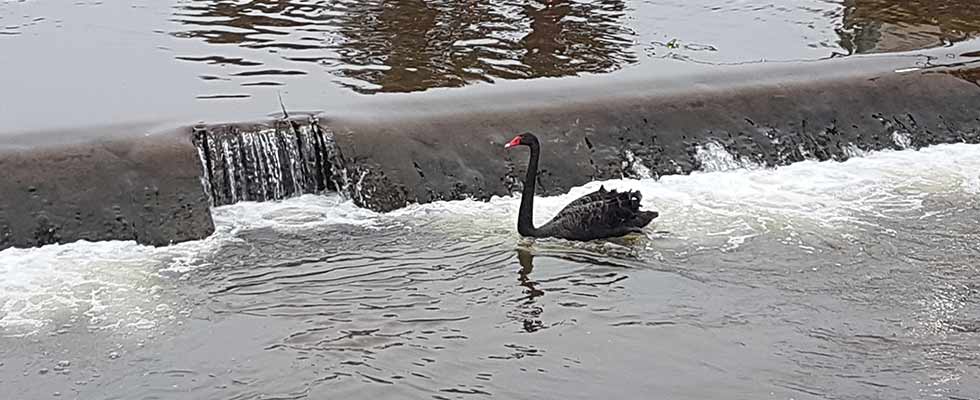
[510,132,659,241]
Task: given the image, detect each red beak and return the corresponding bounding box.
[504,136,522,149]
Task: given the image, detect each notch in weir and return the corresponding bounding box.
[191,116,341,207]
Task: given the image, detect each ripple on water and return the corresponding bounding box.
[165,0,857,93]
[3,145,980,399]
[195,231,661,398]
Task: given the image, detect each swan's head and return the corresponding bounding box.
[504,132,538,149]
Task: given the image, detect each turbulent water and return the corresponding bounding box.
[1,143,979,399]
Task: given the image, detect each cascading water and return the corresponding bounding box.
[188,118,918,212]
[186,106,963,213]
[192,116,344,206]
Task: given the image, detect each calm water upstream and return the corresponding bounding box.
[2,143,979,399]
[3,0,980,130]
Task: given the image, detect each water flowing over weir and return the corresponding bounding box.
[190,103,980,212]
[2,44,980,250]
[191,116,342,206]
[188,57,980,212]
[284,57,980,212]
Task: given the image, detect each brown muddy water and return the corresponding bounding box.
[2,0,980,131]
[2,143,980,399]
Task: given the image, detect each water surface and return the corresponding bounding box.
[4,0,980,130]
[2,143,979,399]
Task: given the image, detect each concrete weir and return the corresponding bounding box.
[322,50,980,211]
[0,124,214,250]
[3,47,980,250]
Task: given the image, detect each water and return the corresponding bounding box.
[4,1,980,396]
[165,0,980,94]
[192,118,340,206]
[2,143,979,398]
[4,0,980,131]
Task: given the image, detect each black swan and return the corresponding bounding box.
[504,132,659,241]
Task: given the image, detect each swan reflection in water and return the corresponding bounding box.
[514,248,546,333]
[511,239,645,333]
[517,248,545,300]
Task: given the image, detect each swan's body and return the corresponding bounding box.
[505,133,658,241]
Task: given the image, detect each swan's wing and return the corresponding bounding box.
[545,188,650,239]
[556,186,642,218]
[554,185,610,214]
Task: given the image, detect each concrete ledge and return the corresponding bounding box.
[0,125,214,250]
[2,45,980,249]
[324,54,980,211]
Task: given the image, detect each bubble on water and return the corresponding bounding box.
[962,174,980,194]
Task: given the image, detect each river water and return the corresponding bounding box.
[3,0,980,131]
[3,0,980,398]
[2,143,979,399]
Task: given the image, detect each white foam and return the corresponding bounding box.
[841,143,867,159]
[393,143,980,251]
[694,141,761,172]
[2,144,979,336]
[210,193,379,234]
[0,194,372,336]
[963,174,980,195]
[892,130,912,149]
[623,149,654,179]
[0,240,169,336]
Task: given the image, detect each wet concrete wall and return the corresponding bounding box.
[0,125,214,250]
[322,55,980,211]
[3,47,980,250]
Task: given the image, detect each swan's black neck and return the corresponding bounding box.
[517,140,540,237]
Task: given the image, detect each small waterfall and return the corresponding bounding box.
[693,141,760,172]
[192,117,339,206]
[621,149,654,179]
[841,143,867,159]
[891,130,912,149]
